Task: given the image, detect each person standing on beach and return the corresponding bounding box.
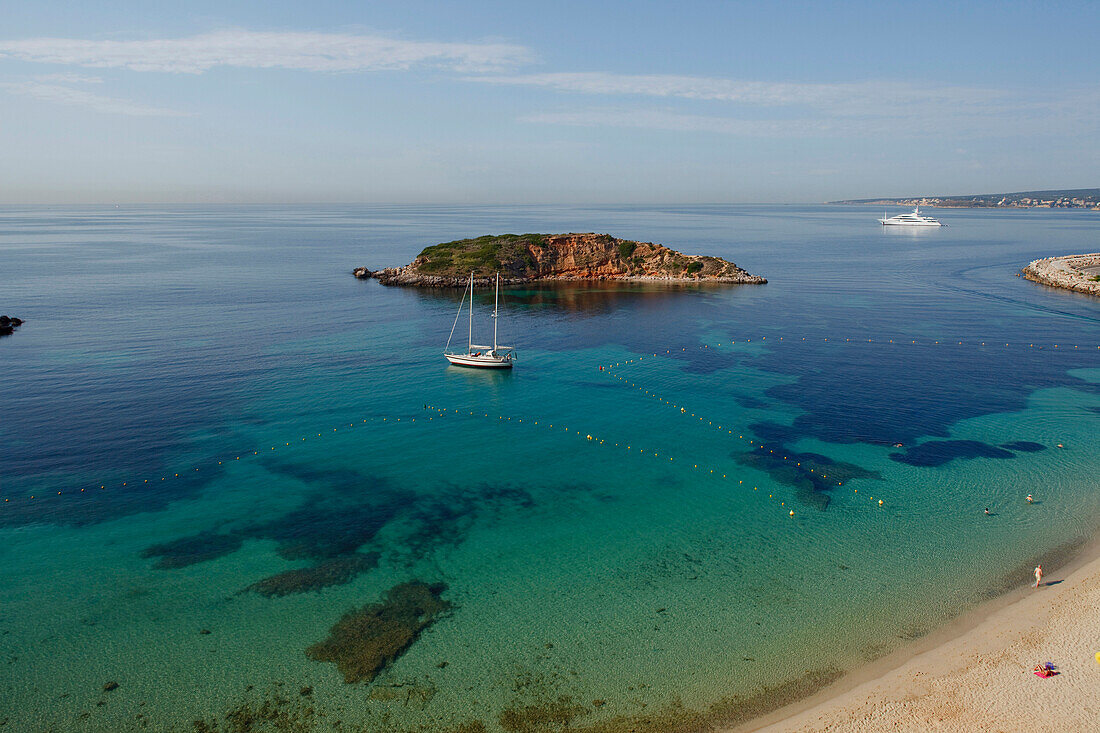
[1034,564,1043,587]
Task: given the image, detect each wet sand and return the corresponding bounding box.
[735,543,1100,732]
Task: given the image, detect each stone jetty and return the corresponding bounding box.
[1022,253,1100,296]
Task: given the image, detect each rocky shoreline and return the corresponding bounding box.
[0,315,24,337]
[353,232,766,288]
[354,267,765,288]
[1022,253,1100,296]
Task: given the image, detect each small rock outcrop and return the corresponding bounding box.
[0,315,24,337]
[352,267,371,279]
[1022,253,1100,296]
[358,233,765,288]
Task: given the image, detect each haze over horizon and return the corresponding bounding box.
[2,0,1098,205]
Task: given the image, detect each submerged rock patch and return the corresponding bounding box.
[141,531,243,569]
[306,581,452,684]
[889,440,1016,467]
[1000,441,1047,453]
[735,445,881,510]
[734,394,769,410]
[190,686,317,733]
[492,666,844,733]
[499,696,590,732]
[243,461,412,561]
[398,483,536,561]
[242,552,381,597]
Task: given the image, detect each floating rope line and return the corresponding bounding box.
[597,364,890,510]
[595,333,1100,504]
[1,413,432,505]
[13,336,1089,507]
[423,403,809,519]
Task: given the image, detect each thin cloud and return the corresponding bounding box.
[520,108,841,137]
[503,73,1100,139]
[34,72,104,84]
[471,72,1014,116]
[0,30,532,74]
[0,81,183,116]
[517,106,1083,138]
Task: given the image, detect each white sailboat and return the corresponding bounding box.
[444,272,516,369]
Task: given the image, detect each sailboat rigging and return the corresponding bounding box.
[444,272,516,369]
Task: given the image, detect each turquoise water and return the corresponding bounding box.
[2,204,1099,731]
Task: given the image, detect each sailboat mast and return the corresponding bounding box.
[493,273,499,352]
[468,272,474,352]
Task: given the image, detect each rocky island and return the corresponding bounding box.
[353,232,765,287]
[0,315,24,337]
[1022,253,1100,296]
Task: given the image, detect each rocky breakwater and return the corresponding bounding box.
[0,315,24,337]
[353,232,766,287]
[1022,253,1100,296]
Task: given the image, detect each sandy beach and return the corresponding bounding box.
[738,546,1100,732]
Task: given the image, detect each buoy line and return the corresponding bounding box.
[596,366,889,510]
[1,413,432,506]
[594,336,1100,372]
[422,404,824,519]
[594,333,1100,506]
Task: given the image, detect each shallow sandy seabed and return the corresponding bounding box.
[740,549,1100,733]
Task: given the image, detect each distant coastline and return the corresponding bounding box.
[829,188,1100,210]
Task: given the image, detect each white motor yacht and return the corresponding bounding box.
[879,206,943,227]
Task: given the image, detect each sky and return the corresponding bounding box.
[0,0,1097,204]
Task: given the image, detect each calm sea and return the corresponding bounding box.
[2,204,1099,731]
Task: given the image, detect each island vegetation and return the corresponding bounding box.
[354,232,765,287]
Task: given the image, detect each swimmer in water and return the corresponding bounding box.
[984,508,991,515]
[1027,494,1034,504]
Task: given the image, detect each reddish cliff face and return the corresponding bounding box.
[517,233,756,280]
[359,232,766,287]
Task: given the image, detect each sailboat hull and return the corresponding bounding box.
[444,353,514,369]
[443,272,516,369]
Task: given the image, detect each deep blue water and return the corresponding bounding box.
[1,204,1099,731]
